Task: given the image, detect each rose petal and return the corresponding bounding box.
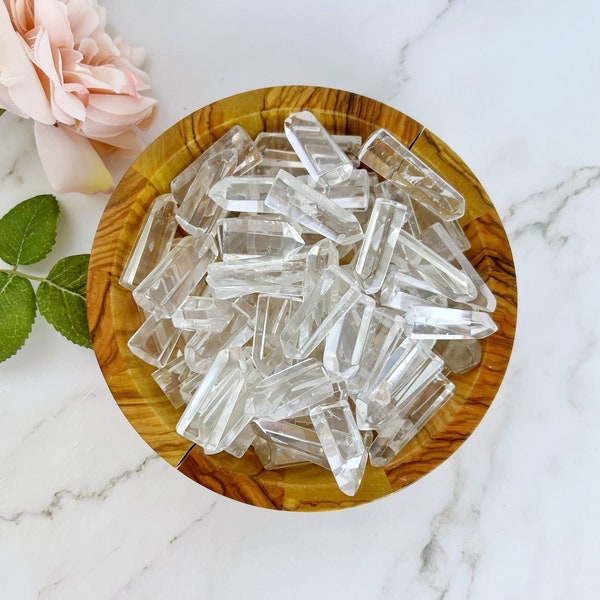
[34,0,73,49]
[90,130,144,157]
[8,0,34,36]
[0,1,54,123]
[66,0,100,42]
[34,121,113,194]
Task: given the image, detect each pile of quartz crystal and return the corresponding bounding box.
[119,111,498,496]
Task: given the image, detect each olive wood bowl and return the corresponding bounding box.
[88,85,517,511]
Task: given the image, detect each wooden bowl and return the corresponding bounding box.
[88,85,517,511]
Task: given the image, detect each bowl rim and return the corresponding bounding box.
[87,85,518,512]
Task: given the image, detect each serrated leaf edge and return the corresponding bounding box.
[0,195,59,267]
[0,273,37,362]
[36,280,92,349]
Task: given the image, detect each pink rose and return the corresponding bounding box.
[0,0,157,194]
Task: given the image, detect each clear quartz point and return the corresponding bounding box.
[119,194,178,290]
[132,233,218,317]
[253,294,302,375]
[404,306,498,340]
[151,355,192,409]
[175,150,237,235]
[245,358,334,420]
[355,340,444,430]
[354,196,407,294]
[412,201,471,253]
[420,223,496,312]
[391,229,478,303]
[309,396,367,497]
[434,339,482,374]
[170,125,262,203]
[208,176,277,213]
[304,239,340,293]
[217,216,305,259]
[127,313,182,368]
[171,296,235,332]
[256,132,361,167]
[379,268,449,311]
[184,297,254,372]
[369,373,455,466]
[358,128,465,221]
[176,347,261,454]
[223,422,256,458]
[251,419,329,470]
[207,252,309,299]
[179,370,207,404]
[280,265,363,360]
[298,169,370,211]
[265,170,363,244]
[323,294,376,380]
[252,437,309,470]
[372,181,420,237]
[284,111,353,185]
[348,307,406,397]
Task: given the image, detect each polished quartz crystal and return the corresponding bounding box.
[179,370,207,404]
[132,234,218,317]
[413,202,471,253]
[170,125,262,203]
[280,265,363,359]
[206,252,308,299]
[323,294,376,380]
[404,306,498,339]
[256,131,361,167]
[127,313,182,368]
[379,268,449,311]
[391,229,477,303]
[246,358,334,420]
[309,396,367,496]
[119,194,178,290]
[355,340,444,430]
[435,339,482,374]
[252,419,329,469]
[371,181,418,235]
[175,150,237,235]
[171,296,235,332]
[348,307,406,397]
[151,355,192,408]
[369,373,455,466]
[252,294,302,375]
[359,128,465,221]
[217,216,304,259]
[303,239,340,293]
[255,132,301,162]
[176,347,261,454]
[284,111,353,185]
[224,422,257,458]
[265,170,363,244]
[420,223,496,312]
[298,169,370,211]
[184,297,254,372]
[354,197,407,294]
[208,176,277,213]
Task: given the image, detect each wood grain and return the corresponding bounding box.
[88,85,517,510]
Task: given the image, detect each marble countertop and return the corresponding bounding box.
[1,1,599,598]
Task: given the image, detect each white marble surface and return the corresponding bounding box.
[1,1,599,598]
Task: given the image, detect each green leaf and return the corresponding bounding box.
[0,272,36,362]
[36,254,92,348]
[0,109,5,117]
[0,194,59,266]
